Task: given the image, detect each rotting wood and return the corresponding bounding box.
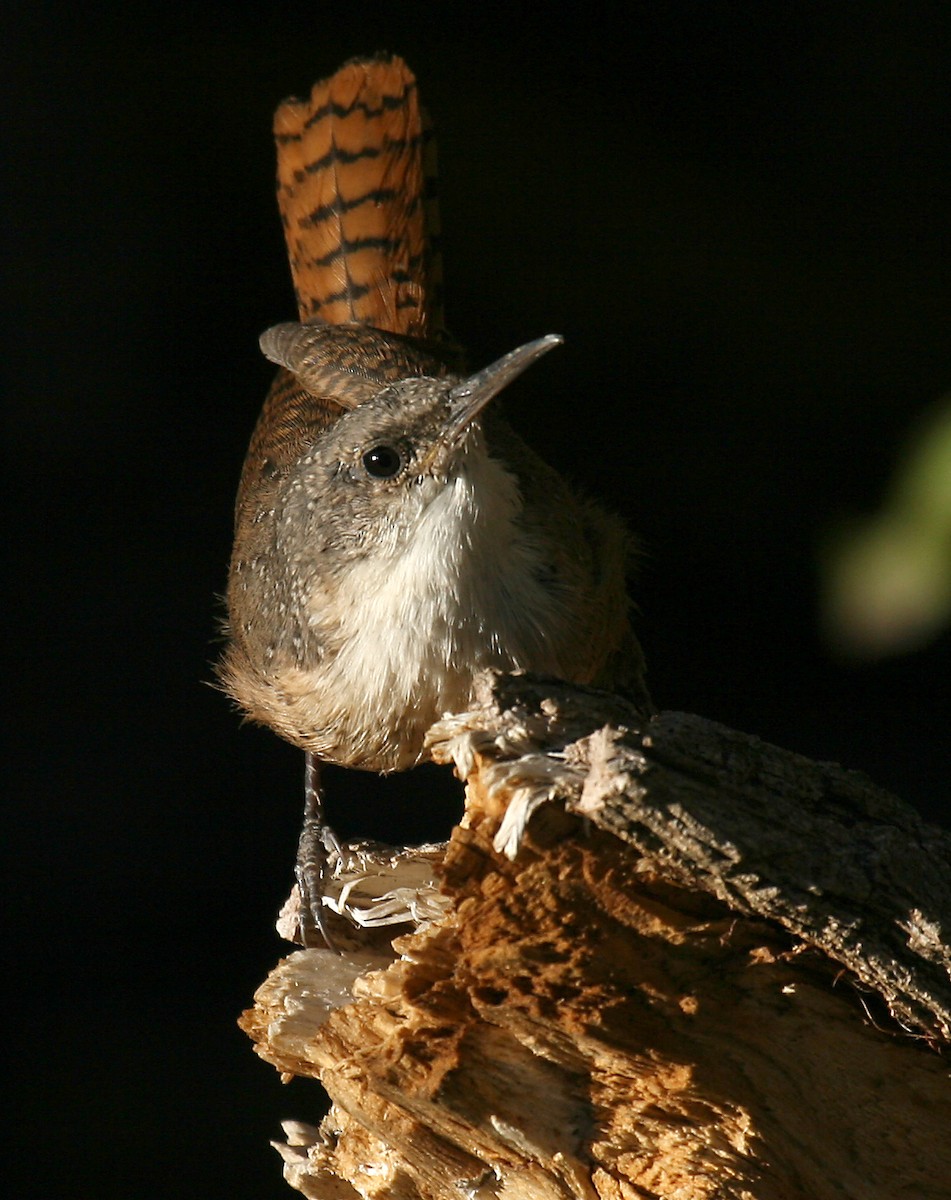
[240,671,951,1200]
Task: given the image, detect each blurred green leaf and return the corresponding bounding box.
[821,398,951,658]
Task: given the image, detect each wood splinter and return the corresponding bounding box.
[240,671,951,1200]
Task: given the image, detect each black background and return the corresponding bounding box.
[7,3,950,1196]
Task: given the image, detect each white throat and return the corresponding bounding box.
[313,445,563,750]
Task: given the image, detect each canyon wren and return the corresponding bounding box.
[218,55,652,943]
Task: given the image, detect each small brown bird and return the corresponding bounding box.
[218,56,651,941]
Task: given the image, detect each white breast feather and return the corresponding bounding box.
[315,449,562,731]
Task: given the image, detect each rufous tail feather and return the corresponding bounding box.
[273,55,444,337]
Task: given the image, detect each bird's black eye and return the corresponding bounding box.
[361,444,403,478]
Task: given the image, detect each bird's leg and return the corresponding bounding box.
[295,752,341,949]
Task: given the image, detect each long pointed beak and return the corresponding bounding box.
[442,334,564,443]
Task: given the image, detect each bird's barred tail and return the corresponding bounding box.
[273,55,444,338]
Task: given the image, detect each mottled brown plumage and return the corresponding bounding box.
[220,55,651,780]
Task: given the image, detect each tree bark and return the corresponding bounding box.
[240,672,951,1200]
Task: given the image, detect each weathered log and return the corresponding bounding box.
[240,672,951,1200]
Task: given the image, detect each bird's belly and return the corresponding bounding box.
[287,549,561,769]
